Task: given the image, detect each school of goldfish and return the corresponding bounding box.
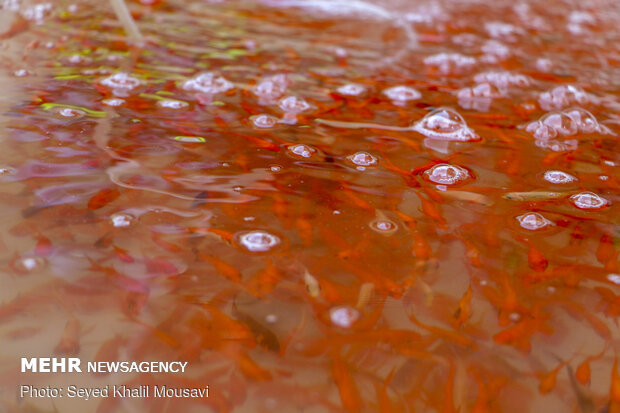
[0,0,619,412]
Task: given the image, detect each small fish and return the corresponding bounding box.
[34,235,53,257]
[232,300,280,353]
[54,319,81,355]
[332,354,362,413]
[528,245,548,272]
[113,245,134,263]
[197,252,242,283]
[503,191,564,201]
[452,285,473,329]
[88,188,120,210]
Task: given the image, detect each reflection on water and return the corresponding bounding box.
[0,0,619,412]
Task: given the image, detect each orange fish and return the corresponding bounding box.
[453,285,473,329]
[528,245,548,272]
[54,319,81,355]
[34,234,53,257]
[198,253,242,283]
[332,354,362,413]
[88,188,120,210]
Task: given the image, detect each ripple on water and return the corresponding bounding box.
[413,108,480,141]
[516,212,554,230]
[182,72,234,94]
[570,191,610,210]
[236,230,281,252]
[423,163,471,185]
[473,71,531,91]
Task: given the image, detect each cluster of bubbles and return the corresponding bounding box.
[538,85,590,110]
[252,74,289,101]
[525,107,613,145]
[424,53,477,75]
[182,72,234,95]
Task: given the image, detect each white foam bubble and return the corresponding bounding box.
[570,191,610,209]
[543,170,577,184]
[383,85,421,102]
[329,305,360,328]
[423,164,470,185]
[237,230,281,252]
[182,72,234,94]
[413,108,480,141]
[516,212,554,230]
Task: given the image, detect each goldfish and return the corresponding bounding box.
[88,188,120,210]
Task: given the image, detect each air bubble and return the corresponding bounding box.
[516,212,554,230]
[423,164,471,185]
[607,274,620,285]
[535,139,578,152]
[158,100,189,109]
[413,108,480,141]
[369,219,398,235]
[253,74,288,100]
[0,166,17,176]
[102,98,125,107]
[182,72,234,94]
[12,256,46,274]
[543,170,577,184]
[329,305,359,328]
[287,144,317,158]
[55,107,85,118]
[564,107,612,134]
[481,40,511,61]
[424,53,476,75]
[525,111,577,140]
[473,71,530,91]
[539,85,590,111]
[484,22,522,41]
[570,192,610,210]
[337,83,366,96]
[383,85,421,102]
[99,73,142,97]
[110,213,135,227]
[278,96,311,114]
[237,230,281,252]
[347,152,377,167]
[250,114,279,129]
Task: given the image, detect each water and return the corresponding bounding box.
[0,0,619,412]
